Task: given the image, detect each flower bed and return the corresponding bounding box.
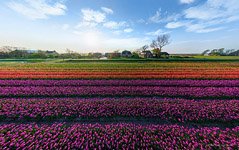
[0,86,238,98]
[0,98,238,123]
[0,123,238,149]
[0,79,239,87]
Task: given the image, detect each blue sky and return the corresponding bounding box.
[0,0,239,53]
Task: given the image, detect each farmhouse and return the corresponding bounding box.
[45,50,58,55]
[92,52,103,58]
[139,50,153,58]
[121,50,132,58]
[160,52,170,58]
[105,52,121,58]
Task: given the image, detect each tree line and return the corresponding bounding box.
[0,34,171,59]
[201,48,239,56]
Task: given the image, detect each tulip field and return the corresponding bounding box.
[0,61,239,149]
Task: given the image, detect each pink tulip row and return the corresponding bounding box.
[0,86,239,98]
[0,123,238,149]
[0,79,239,87]
[0,98,238,123]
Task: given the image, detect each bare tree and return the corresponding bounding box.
[66,48,74,54]
[142,45,149,52]
[150,34,170,58]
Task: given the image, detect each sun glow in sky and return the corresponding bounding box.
[0,0,239,53]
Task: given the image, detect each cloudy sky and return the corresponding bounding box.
[0,0,239,53]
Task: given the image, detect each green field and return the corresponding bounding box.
[1,55,239,64]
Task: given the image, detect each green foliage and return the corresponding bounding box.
[59,53,81,59]
[152,48,161,58]
[27,53,47,59]
[132,52,140,58]
[201,48,239,56]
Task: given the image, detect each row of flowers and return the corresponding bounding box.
[1,68,239,72]
[0,98,238,123]
[0,79,239,87]
[0,123,238,149]
[0,74,239,79]
[1,71,239,75]
[0,86,238,98]
[1,61,238,68]
[1,63,239,79]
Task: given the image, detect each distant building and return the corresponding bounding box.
[105,52,121,58]
[26,50,38,54]
[160,52,170,59]
[45,50,58,55]
[121,50,132,58]
[92,52,103,58]
[139,50,153,58]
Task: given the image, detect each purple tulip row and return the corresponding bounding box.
[0,79,239,87]
[0,123,238,149]
[0,98,238,123]
[0,86,239,98]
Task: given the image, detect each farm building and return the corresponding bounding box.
[160,52,170,58]
[92,53,103,58]
[121,50,132,58]
[139,51,153,58]
[45,50,58,55]
[105,52,121,58]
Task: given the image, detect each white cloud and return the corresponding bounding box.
[166,20,224,33]
[7,0,67,20]
[166,21,188,29]
[124,28,133,33]
[137,19,145,23]
[180,0,195,4]
[184,0,239,21]
[148,9,181,24]
[76,8,125,31]
[101,7,113,14]
[146,29,169,36]
[75,21,98,29]
[75,7,132,38]
[194,27,224,33]
[75,8,108,30]
[185,23,224,33]
[111,28,133,35]
[185,7,219,20]
[81,8,106,23]
[149,9,161,23]
[164,14,182,22]
[166,0,239,33]
[103,21,127,29]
